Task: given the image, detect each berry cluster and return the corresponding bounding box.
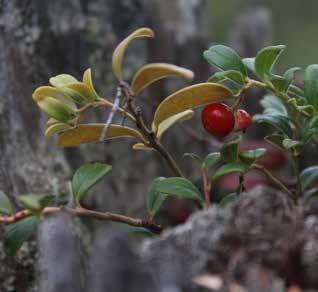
[201,102,252,137]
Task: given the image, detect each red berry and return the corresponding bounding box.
[201,103,235,136]
[234,109,252,132]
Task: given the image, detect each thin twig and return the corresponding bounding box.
[201,166,211,207]
[0,206,162,234]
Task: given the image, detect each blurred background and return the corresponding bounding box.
[1,0,318,291]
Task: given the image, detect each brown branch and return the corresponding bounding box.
[201,166,211,207]
[0,206,162,234]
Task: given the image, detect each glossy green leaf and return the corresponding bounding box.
[155,177,204,204]
[72,163,112,200]
[19,194,54,215]
[300,166,318,190]
[4,216,39,256]
[255,45,286,78]
[211,162,248,182]
[267,73,288,92]
[203,45,246,77]
[219,193,237,208]
[119,223,154,236]
[253,114,293,138]
[203,152,221,170]
[242,57,255,72]
[239,148,267,165]
[221,135,242,163]
[260,95,287,116]
[0,191,12,215]
[264,134,285,151]
[304,188,318,203]
[282,138,303,154]
[304,64,318,110]
[283,67,301,91]
[208,70,245,85]
[147,177,167,217]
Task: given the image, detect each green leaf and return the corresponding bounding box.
[239,148,267,165]
[147,177,168,217]
[265,134,285,151]
[183,153,203,165]
[242,57,255,72]
[4,216,39,256]
[19,194,54,216]
[253,114,293,138]
[219,193,237,208]
[203,152,221,170]
[288,85,304,97]
[282,138,303,154]
[304,188,318,203]
[72,163,112,200]
[0,191,12,215]
[260,95,287,116]
[221,135,242,163]
[208,70,245,85]
[155,177,204,204]
[301,116,318,143]
[267,73,288,92]
[283,67,301,91]
[211,162,248,182]
[119,223,154,237]
[304,64,318,110]
[203,45,246,77]
[300,166,318,190]
[255,45,286,78]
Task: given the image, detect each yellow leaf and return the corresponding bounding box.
[32,86,77,110]
[49,74,78,88]
[83,68,99,99]
[132,143,153,150]
[45,123,70,137]
[57,124,144,147]
[112,27,154,80]
[37,97,76,123]
[131,63,194,95]
[152,83,233,131]
[157,110,194,139]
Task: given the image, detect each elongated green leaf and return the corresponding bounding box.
[147,177,167,217]
[288,85,304,97]
[255,45,286,78]
[19,194,54,215]
[0,191,12,215]
[253,114,293,138]
[208,70,245,85]
[57,124,144,147]
[203,152,221,170]
[211,162,248,182]
[282,138,303,154]
[300,166,318,190]
[83,68,99,99]
[152,83,233,131]
[304,64,318,110]
[221,135,241,163]
[203,45,246,76]
[4,216,38,256]
[155,177,204,204]
[112,27,154,80]
[242,57,255,72]
[239,148,267,165]
[72,163,112,200]
[219,193,237,208]
[157,110,194,139]
[265,134,285,151]
[131,63,194,95]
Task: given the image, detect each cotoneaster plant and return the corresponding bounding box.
[0,28,318,255]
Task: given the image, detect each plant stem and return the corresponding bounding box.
[121,82,184,177]
[292,155,303,199]
[201,166,211,207]
[252,164,296,204]
[0,206,162,234]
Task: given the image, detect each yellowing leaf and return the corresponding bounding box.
[152,83,233,131]
[49,74,78,88]
[131,63,194,95]
[32,86,77,110]
[45,123,71,137]
[37,97,76,123]
[112,27,155,80]
[83,68,99,99]
[157,110,194,139]
[132,143,153,150]
[57,124,144,147]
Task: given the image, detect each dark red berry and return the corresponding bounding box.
[234,109,252,132]
[201,103,235,137]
